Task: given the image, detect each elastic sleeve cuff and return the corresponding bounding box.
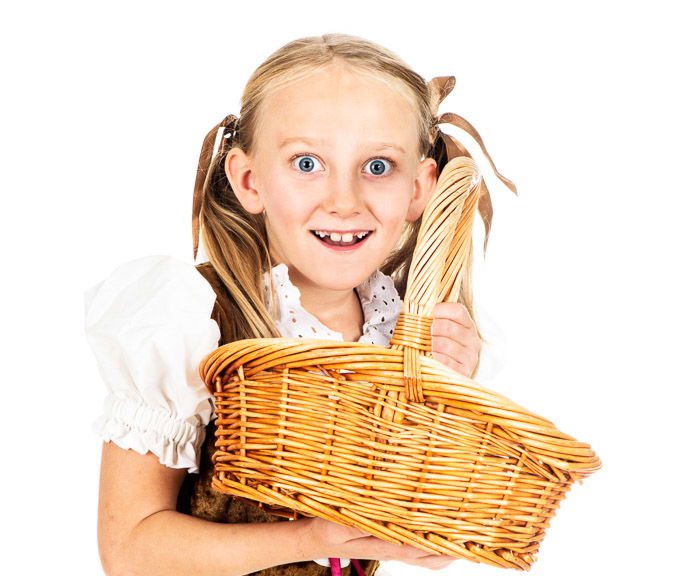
[94,394,210,473]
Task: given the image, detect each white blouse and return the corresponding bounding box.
[86,255,502,473]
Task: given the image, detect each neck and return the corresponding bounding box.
[286,270,364,342]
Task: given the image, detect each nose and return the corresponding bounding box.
[322,170,363,216]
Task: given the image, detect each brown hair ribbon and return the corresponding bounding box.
[428,76,517,251]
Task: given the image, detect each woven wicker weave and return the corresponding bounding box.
[200,157,601,570]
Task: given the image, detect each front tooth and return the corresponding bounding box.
[341,233,354,242]
[330,232,342,242]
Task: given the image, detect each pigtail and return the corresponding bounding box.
[194,116,279,341]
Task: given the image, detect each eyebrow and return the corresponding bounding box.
[279,137,407,155]
[279,137,328,149]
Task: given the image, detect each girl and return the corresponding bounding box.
[87,34,513,576]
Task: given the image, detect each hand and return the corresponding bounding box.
[303,517,455,570]
[431,302,480,378]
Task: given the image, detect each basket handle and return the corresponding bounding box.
[389,157,482,402]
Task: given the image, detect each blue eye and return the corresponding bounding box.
[293,155,321,173]
[364,158,392,176]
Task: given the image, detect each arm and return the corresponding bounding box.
[98,442,454,576]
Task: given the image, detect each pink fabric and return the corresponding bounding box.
[328,558,366,576]
[351,559,367,576]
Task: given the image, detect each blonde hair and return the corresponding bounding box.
[199,33,476,341]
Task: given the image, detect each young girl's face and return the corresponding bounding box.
[227,62,436,296]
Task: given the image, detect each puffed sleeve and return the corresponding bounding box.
[85,256,221,472]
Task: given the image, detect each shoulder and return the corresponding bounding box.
[86,256,217,329]
[85,255,220,365]
[87,254,215,300]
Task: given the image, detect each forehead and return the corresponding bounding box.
[254,63,421,153]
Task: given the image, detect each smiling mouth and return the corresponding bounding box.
[310,230,372,247]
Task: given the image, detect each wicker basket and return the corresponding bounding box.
[200,157,601,570]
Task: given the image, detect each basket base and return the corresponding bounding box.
[213,472,537,571]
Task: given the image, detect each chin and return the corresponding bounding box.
[311,266,376,292]
[319,273,369,292]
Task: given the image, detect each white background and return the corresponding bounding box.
[2,1,698,574]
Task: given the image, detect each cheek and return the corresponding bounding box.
[373,199,412,247]
[254,170,305,219]
[260,188,317,236]
[373,179,417,224]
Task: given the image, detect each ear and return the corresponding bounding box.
[406,156,437,222]
[225,147,265,214]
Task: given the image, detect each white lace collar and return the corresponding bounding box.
[262,264,402,346]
